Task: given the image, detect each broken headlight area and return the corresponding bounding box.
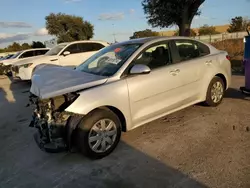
[29,93,82,153]
[0,64,12,75]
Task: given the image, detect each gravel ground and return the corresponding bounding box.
[0,75,250,188]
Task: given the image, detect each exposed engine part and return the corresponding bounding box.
[0,64,12,75]
[29,93,81,152]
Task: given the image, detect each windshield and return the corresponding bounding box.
[76,43,141,76]
[10,52,22,59]
[45,44,67,56]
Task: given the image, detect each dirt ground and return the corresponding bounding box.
[0,75,250,188]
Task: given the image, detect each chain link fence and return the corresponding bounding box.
[194,32,248,43]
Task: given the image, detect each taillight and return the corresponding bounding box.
[226,55,230,61]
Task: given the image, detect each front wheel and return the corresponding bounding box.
[75,109,122,159]
[204,76,225,107]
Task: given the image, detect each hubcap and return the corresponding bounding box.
[211,81,224,103]
[88,119,117,153]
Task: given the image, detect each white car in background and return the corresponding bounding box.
[12,40,109,80]
[1,48,49,66]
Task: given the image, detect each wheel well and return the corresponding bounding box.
[97,106,127,132]
[215,73,227,89]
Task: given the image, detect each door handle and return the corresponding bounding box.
[205,60,212,65]
[170,69,180,75]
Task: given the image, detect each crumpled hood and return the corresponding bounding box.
[30,64,108,99]
[14,55,57,66]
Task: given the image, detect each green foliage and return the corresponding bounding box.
[45,13,94,43]
[5,42,22,52]
[198,25,220,36]
[31,41,46,48]
[21,43,31,50]
[130,29,159,39]
[0,41,45,52]
[173,29,197,36]
[227,16,250,33]
[142,0,205,36]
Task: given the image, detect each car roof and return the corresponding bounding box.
[118,36,212,45]
[23,48,50,52]
[58,40,109,45]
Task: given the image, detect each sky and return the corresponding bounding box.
[0,0,250,48]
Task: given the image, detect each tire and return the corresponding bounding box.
[204,76,225,107]
[75,108,122,159]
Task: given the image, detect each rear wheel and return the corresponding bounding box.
[75,108,121,159]
[204,76,225,107]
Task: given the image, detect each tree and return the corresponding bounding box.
[227,16,250,33]
[130,29,159,39]
[142,0,205,36]
[45,13,94,43]
[31,41,45,48]
[21,43,31,50]
[198,25,220,36]
[6,42,22,52]
[174,29,197,36]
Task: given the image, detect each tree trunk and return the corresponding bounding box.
[179,23,191,36]
[178,5,191,36]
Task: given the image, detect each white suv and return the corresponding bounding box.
[12,40,109,80]
[1,48,49,66]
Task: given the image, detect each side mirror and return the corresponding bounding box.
[130,64,151,75]
[63,51,70,56]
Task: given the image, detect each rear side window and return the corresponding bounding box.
[196,42,210,56]
[92,43,105,51]
[174,40,210,61]
[35,49,48,56]
[19,51,35,59]
[78,43,105,53]
[78,43,89,53]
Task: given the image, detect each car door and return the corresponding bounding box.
[125,41,184,126]
[58,43,81,67]
[169,39,213,103]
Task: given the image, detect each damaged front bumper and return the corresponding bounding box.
[29,93,82,153]
[0,63,12,75]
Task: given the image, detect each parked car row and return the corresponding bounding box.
[0,48,49,75]
[24,37,232,159]
[0,40,109,79]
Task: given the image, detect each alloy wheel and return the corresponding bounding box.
[88,119,117,153]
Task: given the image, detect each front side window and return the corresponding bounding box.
[133,43,171,70]
[175,40,210,61]
[45,44,68,56]
[20,51,34,59]
[76,43,141,76]
[64,44,79,54]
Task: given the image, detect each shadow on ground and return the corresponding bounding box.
[0,140,208,188]
[224,87,250,100]
[0,76,208,188]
